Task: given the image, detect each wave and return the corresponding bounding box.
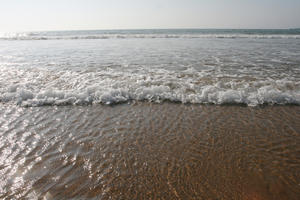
[1,86,299,107]
[1,67,299,107]
[1,83,300,107]
[1,33,300,40]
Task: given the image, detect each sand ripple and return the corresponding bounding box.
[0,103,300,199]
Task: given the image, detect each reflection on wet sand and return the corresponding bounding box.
[0,103,299,199]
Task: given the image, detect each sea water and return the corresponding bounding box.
[0,29,300,106]
[1,29,300,199]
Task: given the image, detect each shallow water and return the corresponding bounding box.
[0,103,299,199]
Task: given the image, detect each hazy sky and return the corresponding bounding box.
[0,0,300,32]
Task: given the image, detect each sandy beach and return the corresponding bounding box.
[0,103,299,199]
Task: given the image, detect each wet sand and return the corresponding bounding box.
[0,103,300,199]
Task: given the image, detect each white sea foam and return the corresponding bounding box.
[1,66,300,107]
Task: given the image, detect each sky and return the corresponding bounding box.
[0,0,300,32]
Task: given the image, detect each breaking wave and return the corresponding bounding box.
[1,67,299,107]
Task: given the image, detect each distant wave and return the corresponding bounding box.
[1,34,300,40]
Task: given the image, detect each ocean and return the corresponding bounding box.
[0,29,300,199]
[1,29,300,106]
